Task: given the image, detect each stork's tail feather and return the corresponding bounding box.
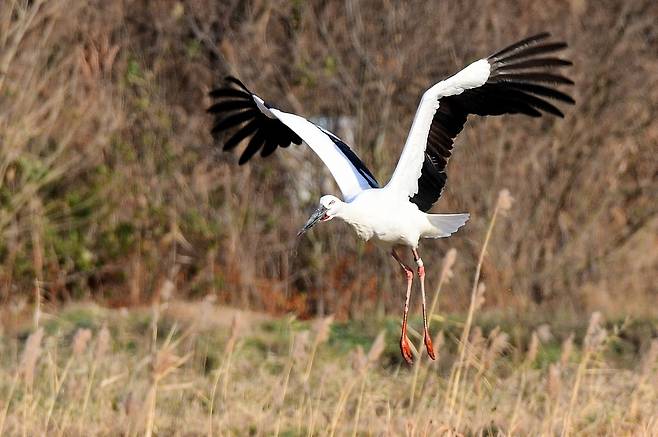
[424,213,470,238]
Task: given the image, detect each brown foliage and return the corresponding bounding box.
[0,0,656,317]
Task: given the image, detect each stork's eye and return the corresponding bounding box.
[329,200,336,206]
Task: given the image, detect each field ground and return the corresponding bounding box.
[1,1,656,435]
[0,301,656,436]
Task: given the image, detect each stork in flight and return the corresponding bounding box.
[208,33,574,364]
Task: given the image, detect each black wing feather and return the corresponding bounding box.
[238,129,267,165]
[207,99,255,114]
[490,72,574,85]
[208,78,306,163]
[208,77,378,188]
[506,82,575,104]
[210,109,260,134]
[489,32,551,60]
[493,42,568,63]
[260,136,279,158]
[410,34,574,212]
[208,88,250,99]
[223,119,260,150]
[495,57,572,71]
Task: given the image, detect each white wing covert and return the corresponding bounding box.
[386,59,491,197]
[385,33,574,212]
[208,77,379,201]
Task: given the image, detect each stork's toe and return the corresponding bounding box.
[400,335,414,365]
[424,334,436,360]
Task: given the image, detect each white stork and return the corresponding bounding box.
[208,33,574,364]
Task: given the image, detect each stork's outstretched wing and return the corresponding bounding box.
[386,33,575,212]
[208,77,378,201]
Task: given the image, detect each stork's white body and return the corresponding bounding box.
[335,188,468,248]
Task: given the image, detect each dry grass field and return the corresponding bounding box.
[1,1,657,435]
[1,300,656,436]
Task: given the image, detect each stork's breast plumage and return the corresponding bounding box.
[339,189,426,247]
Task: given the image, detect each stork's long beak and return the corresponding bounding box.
[297,205,328,237]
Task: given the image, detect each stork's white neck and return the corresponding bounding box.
[333,201,350,220]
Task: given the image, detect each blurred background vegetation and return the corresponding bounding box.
[0,0,656,319]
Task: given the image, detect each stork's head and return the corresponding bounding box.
[297,195,343,237]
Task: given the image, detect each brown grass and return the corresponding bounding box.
[0,301,656,435]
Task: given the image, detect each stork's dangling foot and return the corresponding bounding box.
[392,249,414,365]
[413,248,436,360]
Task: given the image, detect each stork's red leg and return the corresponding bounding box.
[413,248,436,360]
[392,249,414,365]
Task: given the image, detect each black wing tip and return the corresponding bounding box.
[487,34,575,114]
[531,31,551,38]
[556,94,575,109]
[492,72,575,86]
[523,32,553,45]
[489,32,551,59]
[225,75,250,92]
[493,57,574,73]
[489,33,569,64]
[208,76,253,99]
[541,107,566,118]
